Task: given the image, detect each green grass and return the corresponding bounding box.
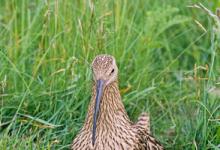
[0,0,220,149]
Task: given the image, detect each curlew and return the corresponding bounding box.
[72,54,163,150]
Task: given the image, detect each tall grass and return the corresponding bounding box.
[0,0,219,149]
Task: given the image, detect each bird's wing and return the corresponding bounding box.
[135,130,164,150]
[145,134,164,150]
[134,113,164,150]
[135,112,151,134]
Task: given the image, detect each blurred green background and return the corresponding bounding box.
[0,0,220,149]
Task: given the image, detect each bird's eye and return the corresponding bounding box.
[110,69,114,75]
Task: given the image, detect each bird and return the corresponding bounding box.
[72,54,163,150]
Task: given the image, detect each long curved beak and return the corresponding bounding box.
[92,79,104,146]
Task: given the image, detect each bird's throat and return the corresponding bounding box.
[85,81,127,129]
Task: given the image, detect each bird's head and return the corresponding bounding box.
[91,54,118,146]
[92,54,118,86]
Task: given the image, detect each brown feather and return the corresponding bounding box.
[72,55,163,150]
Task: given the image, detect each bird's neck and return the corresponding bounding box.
[84,81,130,129]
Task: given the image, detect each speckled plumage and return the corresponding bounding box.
[72,54,163,150]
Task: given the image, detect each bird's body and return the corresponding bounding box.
[72,55,163,150]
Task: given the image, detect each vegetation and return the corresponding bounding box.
[0,0,219,149]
